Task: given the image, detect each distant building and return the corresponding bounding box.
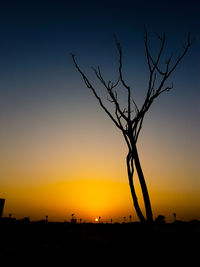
[0,199,5,218]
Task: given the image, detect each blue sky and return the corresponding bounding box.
[0,0,200,221]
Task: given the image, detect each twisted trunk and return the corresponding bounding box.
[132,143,153,223]
[126,153,146,222]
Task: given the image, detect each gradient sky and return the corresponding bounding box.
[0,0,200,222]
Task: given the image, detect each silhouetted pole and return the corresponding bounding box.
[173,213,176,222]
[0,199,5,218]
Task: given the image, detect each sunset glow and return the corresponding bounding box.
[0,1,199,223]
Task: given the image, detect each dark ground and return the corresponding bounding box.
[0,219,199,265]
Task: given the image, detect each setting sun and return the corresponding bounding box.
[0,1,199,264]
[0,0,199,224]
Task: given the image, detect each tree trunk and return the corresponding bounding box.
[132,144,153,223]
[126,153,146,222]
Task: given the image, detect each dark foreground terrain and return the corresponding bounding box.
[0,219,200,265]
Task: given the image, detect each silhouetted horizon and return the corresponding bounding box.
[0,0,200,228]
[1,215,200,265]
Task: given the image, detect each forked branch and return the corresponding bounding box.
[71,30,192,143]
[71,54,122,131]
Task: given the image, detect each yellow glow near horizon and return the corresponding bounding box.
[2,170,200,222]
[0,101,200,222]
[1,177,135,221]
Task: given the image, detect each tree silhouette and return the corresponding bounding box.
[71,29,192,223]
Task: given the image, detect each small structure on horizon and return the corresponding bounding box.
[173,212,176,222]
[71,213,77,223]
[155,214,166,224]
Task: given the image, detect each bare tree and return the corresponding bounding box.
[71,29,192,223]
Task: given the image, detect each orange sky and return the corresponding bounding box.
[0,1,199,222]
[1,100,200,222]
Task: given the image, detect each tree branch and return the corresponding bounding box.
[167,32,192,77]
[140,30,192,124]
[92,65,128,122]
[114,34,132,121]
[71,54,122,130]
[71,30,192,145]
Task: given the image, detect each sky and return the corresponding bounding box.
[0,0,200,222]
